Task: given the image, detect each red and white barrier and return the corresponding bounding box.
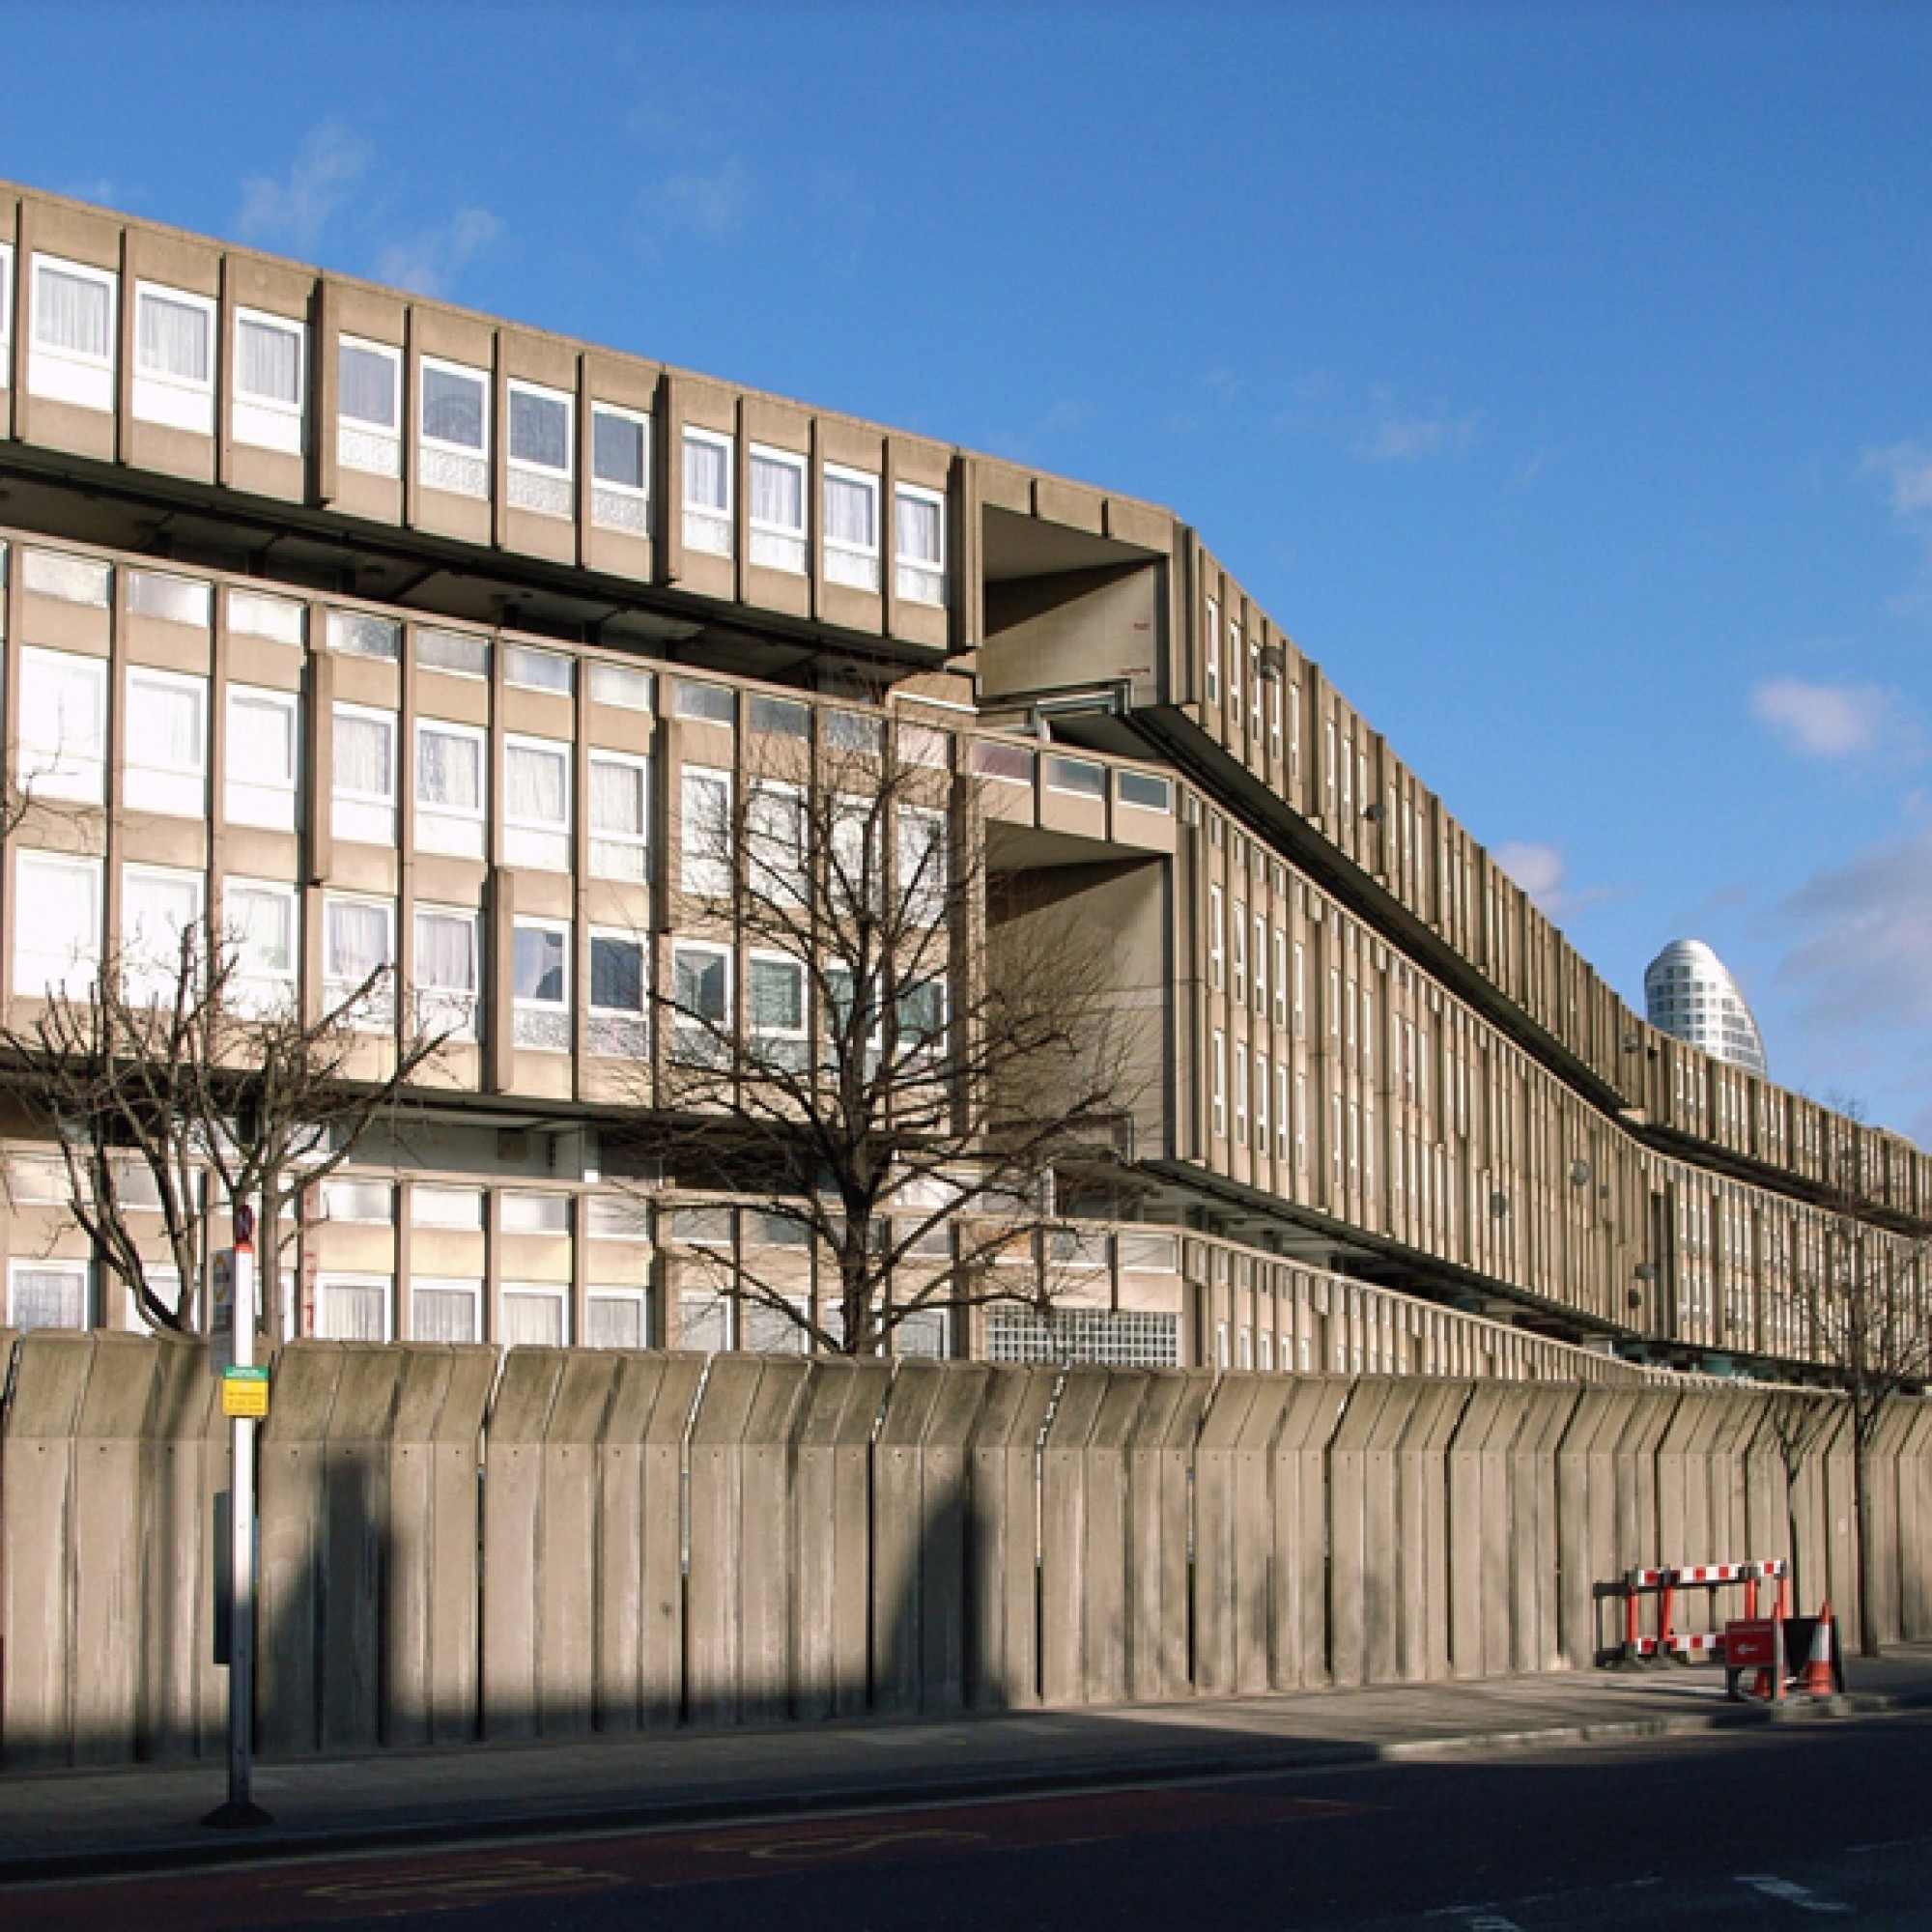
[1623,1559,1791,1664]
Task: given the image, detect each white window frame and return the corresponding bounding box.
[746,779,806,907]
[748,442,808,575]
[0,242,12,386]
[894,482,947,606]
[224,684,300,831]
[17,646,107,802]
[1205,596,1220,705]
[512,915,572,1053]
[505,377,574,519]
[414,716,487,859]
[324,894,396,1033]
[896,806,949,926]
[894,971,950,1068]
[14,850,102,998]
[1278,1063,1293,1162]
[587,925,649,1059]
[747,949,809,1071]
[499,1282,571,1349]
[671,939,733,1065]
[316,1272,394,1342]
[822,463,880,591]
[120,863,207,1004]
[30,253,117,412]
[680,765,733,898]
[331,701,398,845]
[1227,619,1243,728]
[124,666,209,818]
[502,732,572,871]
[411,1276,483,1345]
[9,1259,91,1332]
[1212,1030,1228,1141]
[1208,884,1225,991]
[682,426,734,557]
[1253,911,1268,1017]
[1254,1049,1269,1154]
[588,749,651,884]
[222,876,298,1017]
[585,1290,649,1350]
[417,353,490,497]
[412,903,482,1043]
[232,306,307,454]
[589,402,652,534]
[131,280,216,435]
[337,333,403,477]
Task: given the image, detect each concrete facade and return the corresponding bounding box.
[0,180,1923,1379]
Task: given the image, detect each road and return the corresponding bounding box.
[7,1710,1931,1929]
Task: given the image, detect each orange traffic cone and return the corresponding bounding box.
[1799,1602,1836,1696]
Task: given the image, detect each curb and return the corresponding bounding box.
[2,1687,1928,1889]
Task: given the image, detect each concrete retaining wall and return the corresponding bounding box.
[3,1337,1928,1769]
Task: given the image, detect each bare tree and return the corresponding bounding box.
[0,915,448,1337]
[1792,1109,1932,1657]
[615,727,1149,1357]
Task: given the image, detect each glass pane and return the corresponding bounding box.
[416,628,489,677]
[502,1293,567,1348]
[339,342,398,428]
[750,451,804,532]
[138,291,210,383]
[824,472,876,550]
[683,433,729,511]
[509,387,570,470]
[504,643,574,693]
[514,924,567,1004]
[38,266,110,357]
[590,935,643,1012]
[592,409,644,488]
[237,316,301,404]
[422,364,485,448]
[750,956,803,1031]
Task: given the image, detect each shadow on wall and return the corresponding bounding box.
[2,1335,1929,1769]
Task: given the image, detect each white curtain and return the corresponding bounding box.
[132,677,204,772]
[502,1291,565,1347]
[750,451,803,532]
[320,1281,388,1342]
[334,711,394,798]
[589,757,644,838]
[228,692,296,786]
[338,342,397,429]
[683,433,729,511]
[505,742,567,825]
[895,491,942,565]
[17,855,99,989]
[824,472,875,550]
[20,654,103,762]
[11,1267,87,1331]
[137,291,209,382]
[417,727,481,811]
[230,887,294,974]
[586,1296,644,1350]
[327,900,391,980]
[37,266,109,357]
[237,316,300,404]
[124,869,203,956]
[414,911,477,992]
[413,1286,480,1345]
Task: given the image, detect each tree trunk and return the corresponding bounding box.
[1853,1427,1883,1660]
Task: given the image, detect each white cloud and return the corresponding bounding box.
[1357,391,1480,464]
[1494,841,1568,907]
[1748,677,1906,760]
[375,208,501,298]
[645,157,754,238]
[1861,440,1932,521]
[237,122,371,255]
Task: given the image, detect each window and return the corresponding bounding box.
[224,879,298,1017]
[748,444,807,573]
[14,852,100,997]
[232,308,306,453]
[10,1261,90,1332]
[588,929,647,1058]
[128,570,212,626]
[682,427,733,556]
[1277,1064,1293,1162]
[748,952,807,1071]
[415,719,486,858]
[502,1286,569,1348]
[671,941,731,1065]
[412,1278,482,1345]
[1274,930,1290,1028]
[680,766,732,897]
[1046,754,1105,798]
[823,963,881,1076]
[124,668,208,817]
[1212,1030,1227,1140]
[417,627,490,679]
[823,465,880,590]
[589,752,650,883]
[325,895,395,1030]
[1205,596,1220,706]
[1233,902,1247,1006]
[21,546,110,607]
[829,795,882,916]
[674,678,734,725]
[132,282,214,434]
[590,403,650,534]
[1255,1051,1269,1153]
[17,648,107,801]
[586,1293,648,1350]
[1118,770,1171,812]
[513,920,571,1051]
[328,609,401,661]
[585,1193,651,1242]
[897,808,949,924]
[1227,620,1242,727]
[1254,912,1268,1017]
[895,484,946,605]
[30,254,116,411]
[1208,885,1225,991]
[588,661,653,711]
[746,781,806,907]
[501,1189,571,1237]
[0,243,11,384]
[506,380,572,517]
[418,356,489,497]
[414,905,481,1041]
[121,865,205,1005]
[324,1178,393,1225]
[332,703,397,844]
[1234,1042,1249,1145]
[225,686,300,831]
[895,975,948,1065]
[412,1185,483,1231]
[338,336,402,477]
[504,642,574,695]
[317,1275,391,1342]
[503,735,571,870]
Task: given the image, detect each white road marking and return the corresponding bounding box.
[1736,1873,1853,1914]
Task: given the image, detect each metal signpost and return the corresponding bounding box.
[202,1205,273,1830]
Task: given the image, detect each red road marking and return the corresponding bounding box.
[3,1787,1372,1927]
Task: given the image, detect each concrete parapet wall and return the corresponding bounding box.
[3,1338,1928,1769]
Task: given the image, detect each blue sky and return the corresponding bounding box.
[8,3,1932,1138]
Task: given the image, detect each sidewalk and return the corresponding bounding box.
[4,1646,1931,1884]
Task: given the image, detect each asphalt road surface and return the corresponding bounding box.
[9,1710,1932,1930]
